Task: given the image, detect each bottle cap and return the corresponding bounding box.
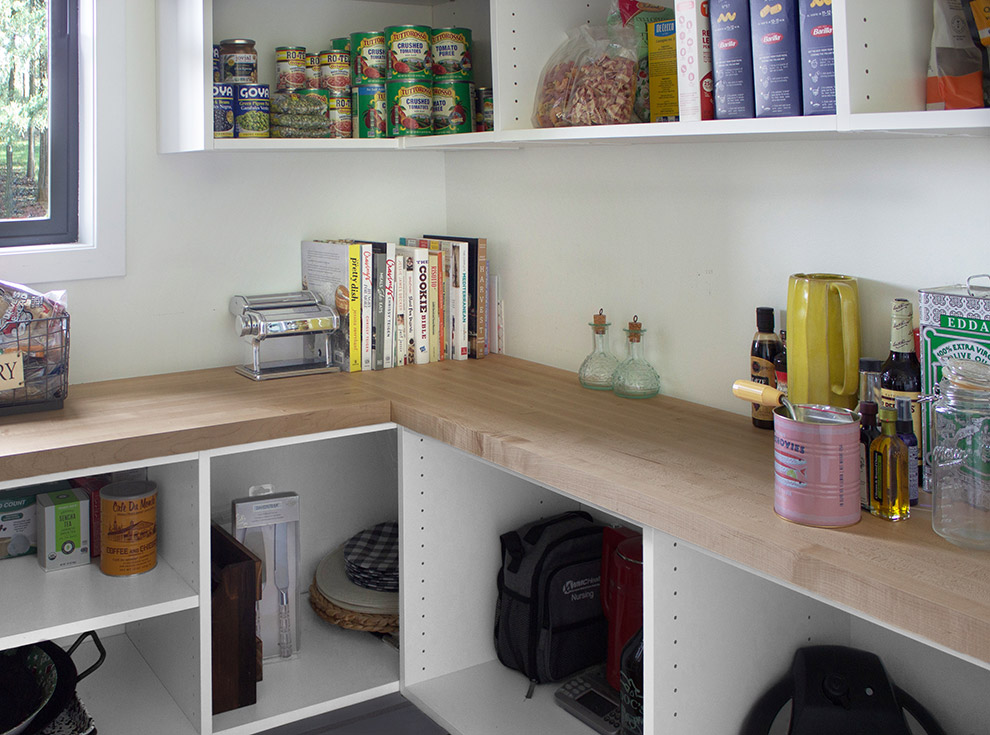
[859,358,881,372]
[626,316,644,343]
[756,307,775,333]
[592,309,608,335]
[895,396,913,423]
[859,401,878,416]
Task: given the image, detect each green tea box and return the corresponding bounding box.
[918,278,990,499]
[37,487,90,571]
[0,480,70,560]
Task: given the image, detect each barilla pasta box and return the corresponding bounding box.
[918,278,990,504]
[750,0,802,117]
[798,0,835,115]
[674,0,715,121]
[711,0,755,118]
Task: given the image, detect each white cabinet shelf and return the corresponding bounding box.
[158,0,987,154]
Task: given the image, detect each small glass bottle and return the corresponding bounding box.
[612,317,660,399]
[619,626,645,735]
[859,401,880,512]
[870,406,910,521]
[895,396,919,505]
[578,309,620,390]
[774,329,788,397]
[751,307,782,429]
[931,359,990,549]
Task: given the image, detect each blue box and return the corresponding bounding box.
[798,0,835,115]
[750,0,802,117]
[711,0,755,119]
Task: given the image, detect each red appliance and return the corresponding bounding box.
[601,526,643,690]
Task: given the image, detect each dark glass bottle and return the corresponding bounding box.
[774,329,788,397]
[859,401,880,512]
[619,626,644,735]
[880,298,922,486]
[895,396,919,505]
[751,307,782,430]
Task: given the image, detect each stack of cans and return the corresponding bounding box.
[430,27,475,135]
[273,46,330,138]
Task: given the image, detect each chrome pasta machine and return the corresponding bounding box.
[229,291,340,380]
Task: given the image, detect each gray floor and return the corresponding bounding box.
[260,694,449,735]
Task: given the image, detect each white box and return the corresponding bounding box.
[676,0,714,121]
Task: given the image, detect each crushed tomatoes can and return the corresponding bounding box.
[351,31,387,83]
[431,27,473,81]
[432,80,474,135]
[387,80,433,136]
[352,83,387,138]
[100,480,158,576]
[386,25,432,79]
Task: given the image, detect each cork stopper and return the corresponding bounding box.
[591,308,608,335]
[626,316,644,343]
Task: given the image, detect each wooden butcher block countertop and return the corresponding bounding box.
[1,355,987,665]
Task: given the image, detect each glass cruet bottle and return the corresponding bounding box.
[579,309,620,390]
[612,317,660,399]
[931,358,990,550]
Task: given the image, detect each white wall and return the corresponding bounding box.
[444,137,989,414]
[25,0,990,421]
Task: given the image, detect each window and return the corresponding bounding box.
[0,0,78,249]
[0,0,125,284]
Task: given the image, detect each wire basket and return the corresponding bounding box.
[0,313,70,416]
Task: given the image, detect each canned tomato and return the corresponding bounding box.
[306,52,321,89]
[386,25,432,79]
[352,83,387,138]
[100,480,157,577]
[330,37,350,53]
[431,27,472,80]
[432,80,474,134]
[351,31,386,83]
[213,83,234,138]
[329,94,352,138]
[320,50,350,94]
[276,46,307,91]
[220,38,258,83]
[476,86,493,131]
[387,80,433,136]
[213,45,221,83]
[235,83,270,138]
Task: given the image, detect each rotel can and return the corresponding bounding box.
[351,31,387,83]
[320,49,351,94]
[329,94,353,138]
[387,80,433,136]
[306,52,321,89]
[431,27,473,81]
[213,82,234,138]
[432,80,474,134]
[352,83,387,138]
[386,25,432,79]
[234,83,270,138]
[276,46,307,91]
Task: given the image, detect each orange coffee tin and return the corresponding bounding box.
[100,480,158,576]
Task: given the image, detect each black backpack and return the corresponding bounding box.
[494,510,607,685]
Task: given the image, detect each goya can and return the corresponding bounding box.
[351,31,386,83]
[432,80,474,135]
[306,52,321,89]
[320,49,350,94]
[329,94,352,138]
[100,480,157,577]
[213,83,234,138]
[330,37,350,53]
[234,83,270,138]
[386,25,432,79]
[431,27,473,80]
[352,83,387,138]
[387,80,433,136]
[213,44,221,83]
[475,86,493,131]
[275,46,307,91]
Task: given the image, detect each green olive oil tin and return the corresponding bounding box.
[431,27,473,81]
[351,31,387,84]
[386,25,432,79]
[432,80,474,135]
[387,80,433,136]
[352,83,387,138]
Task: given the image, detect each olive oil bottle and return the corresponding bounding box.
[870,406,910,521]
[750,307,782,429]
[880,298,922,487]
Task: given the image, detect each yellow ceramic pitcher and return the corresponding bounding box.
[786,274,861,410]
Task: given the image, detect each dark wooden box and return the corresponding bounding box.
[211,522,262,715]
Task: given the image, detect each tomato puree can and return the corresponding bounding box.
[352,83,387,138]
[432,80,474,134]
[100,480,158,577]
[351,31,387,83]
[276,46,307,91]
[387,80,433,136]
[431,27,473,81]
[386,25,432,79]
[475,86,493,131]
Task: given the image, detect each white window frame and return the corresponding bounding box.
[0,0,125,285]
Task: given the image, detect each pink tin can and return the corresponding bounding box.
[773,404,861,528]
